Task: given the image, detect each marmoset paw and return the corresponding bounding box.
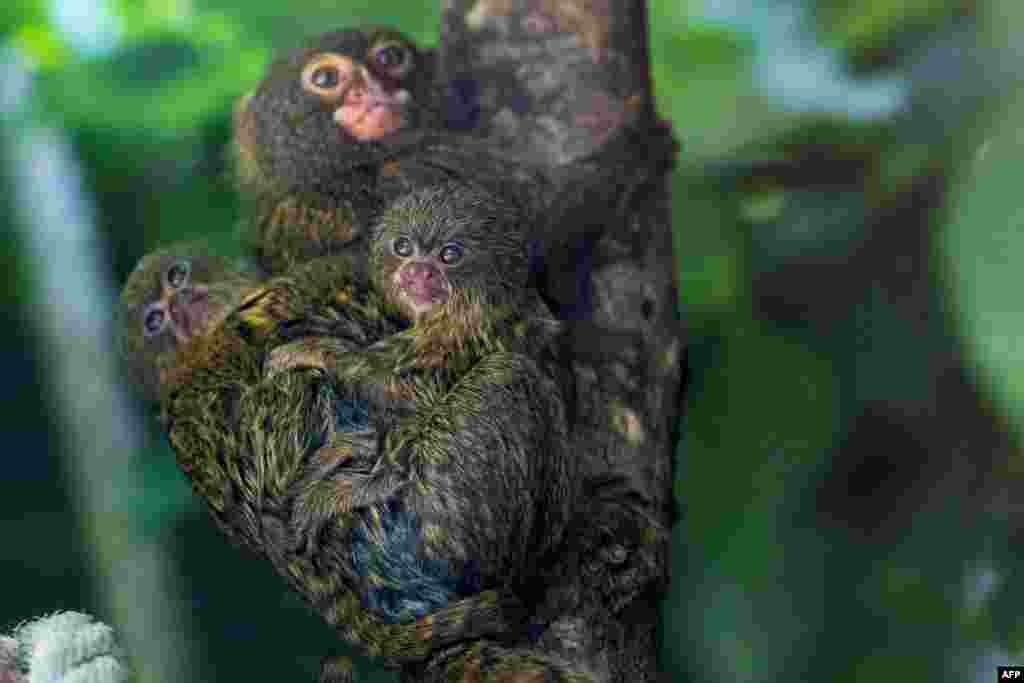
[265,341,328,379]
[265,337,363,380]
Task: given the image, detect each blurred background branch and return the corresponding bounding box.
[0,47,201,683]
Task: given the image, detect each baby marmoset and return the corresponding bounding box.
[117,242,405,404]
[241,181,578,629]
[119,183,590,680]
[118,243,266,402]
[117,243,478,663]
[264,181,592,680]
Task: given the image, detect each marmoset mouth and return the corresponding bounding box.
[407,283,448,306]
[335,89,411,141]
[398,284,450,321]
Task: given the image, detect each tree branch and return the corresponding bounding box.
[422,2,682,679]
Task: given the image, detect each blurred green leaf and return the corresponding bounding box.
[193,0,441,48]
[816,0,962,53]
[0,0,45,39]
[942,87,1024,437]
[112,0,195,37]
[679,320,837,680]
[11,22,72,67]
[40,16,266,133]
[672,172,743,327]
[681,323,838,560]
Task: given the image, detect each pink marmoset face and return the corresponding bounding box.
[232,28,436,194]
[300,43,415,142]
[119,245,261,402]
[368,183,532,343]
[138,259,220,347]
[387,235,466,321]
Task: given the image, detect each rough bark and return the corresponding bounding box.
[399,2,683,680]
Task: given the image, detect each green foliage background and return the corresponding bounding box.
[2,1,1022,681]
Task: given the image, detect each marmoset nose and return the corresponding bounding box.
[403,261,439,282]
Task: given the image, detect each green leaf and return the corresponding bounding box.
[942,88,1024,437]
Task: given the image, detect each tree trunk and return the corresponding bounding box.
[405,2,682,680]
